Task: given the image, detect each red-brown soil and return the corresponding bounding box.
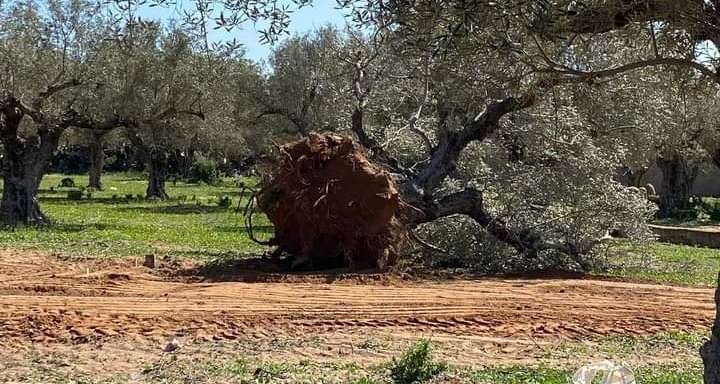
[256,133,404,269]
[0,250,714,345]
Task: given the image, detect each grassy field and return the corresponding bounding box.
[1,173,719,288]
[0,173,269,259]
[600,240,720,287]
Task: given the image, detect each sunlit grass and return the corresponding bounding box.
[470,364,701,384]
[1,173,720,290]
[601,240,720,287]
[0,173,270,259]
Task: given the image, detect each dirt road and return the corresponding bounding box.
[0,250,714,344]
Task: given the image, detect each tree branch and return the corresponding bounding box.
[541,57,718,83]
[406,187,581,258]
[413,90,539,194]
[255,99,309,135]
[350,53,404,173]
[64,112,137,132]
[404,76,434,153]
[538,0,720,49]
[32,78,82,110]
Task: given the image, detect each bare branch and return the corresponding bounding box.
[541,57,718,83]
[63,110,137,132]
[404,76,433,153]
[349,52,404,173]
[32,78,82,111]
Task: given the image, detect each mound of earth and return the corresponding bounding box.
[256,133,405,270]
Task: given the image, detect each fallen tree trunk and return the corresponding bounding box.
[400,186,582,260]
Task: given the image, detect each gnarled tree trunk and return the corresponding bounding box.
[146,149,169,200]
[702,272,720,383]
[0,85,129,226]
[88,132,106,190]
[1,159,47,226]
[0,127,62,226]
[656,150,697,219]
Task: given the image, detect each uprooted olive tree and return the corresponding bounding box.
[108,0,720,378]
[252,22,658,270]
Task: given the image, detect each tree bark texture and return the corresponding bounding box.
[0,126,61,226]
[88,132,106,190]
[656,150,697,218]
[146,149,170,200]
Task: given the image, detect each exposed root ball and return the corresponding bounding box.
[257,133,405,270]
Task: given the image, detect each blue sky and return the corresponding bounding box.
[138,0,347,64]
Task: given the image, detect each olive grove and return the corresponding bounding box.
[3,0,720,379]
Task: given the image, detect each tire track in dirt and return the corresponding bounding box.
[0,250,714,344]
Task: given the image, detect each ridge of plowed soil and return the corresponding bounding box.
[0,250,714,345]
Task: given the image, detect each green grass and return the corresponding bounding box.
[0,173,269,259]
[1,332,706,383]
[1,173,720,289]
[470,364,701,384]
[601,240,720,287]
[128,358,707,384]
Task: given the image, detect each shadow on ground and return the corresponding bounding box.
[48,222,127,233]
[167,255,392,284]
[114,204,236,215]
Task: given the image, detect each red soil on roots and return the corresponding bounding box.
[256,133,405,269]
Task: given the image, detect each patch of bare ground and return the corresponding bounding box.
[0,250,713,382]
[0,250,713,344]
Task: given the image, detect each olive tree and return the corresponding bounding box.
[250,27,351,138]
[82,23,219,199]
[0,0,131,225]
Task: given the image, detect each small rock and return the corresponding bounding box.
[163,338,180,353]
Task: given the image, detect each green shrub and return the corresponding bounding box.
[59,177,75,188]
[670,208,698,222]
[699,199,720,222]
[188,156,221,185]
[390,340,446,384]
